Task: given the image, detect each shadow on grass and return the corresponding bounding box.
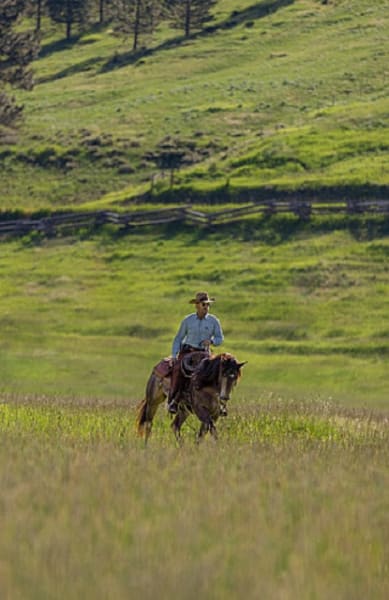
[3,211,388,246]
[38,36,80,59]
[37,56,105,84]
[38,22,107,57]
[220,0,295,29]
[37,24,107,83]
[100,0,295,73]
[36,0,295,80]
[138,214,389,245]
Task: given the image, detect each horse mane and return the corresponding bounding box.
[194,353,233,387]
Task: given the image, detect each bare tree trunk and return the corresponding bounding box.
[36,0,42,31]
[66,0,72,39]
[185,0,191,37]
[133,0,141,51]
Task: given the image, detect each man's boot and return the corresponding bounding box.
[168,360,181,414]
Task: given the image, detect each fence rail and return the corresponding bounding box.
[1,198,388,237]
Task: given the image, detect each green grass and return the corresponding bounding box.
[1,0,388,211]
[0,396,388,599]
[0,396,386,446]
[1,3,388,595]
[1,222,388,408]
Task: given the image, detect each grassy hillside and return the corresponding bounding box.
[1,4,388,590]
[1,0,388,408]
[1,0,388,211]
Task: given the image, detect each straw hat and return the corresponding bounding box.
[189,291,215,304]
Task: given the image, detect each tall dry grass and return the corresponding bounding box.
[0,398,388,599]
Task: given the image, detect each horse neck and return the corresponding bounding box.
[217,356,224,387]
[195,356,221,388]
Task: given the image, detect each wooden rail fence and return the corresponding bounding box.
[0,198,388,237]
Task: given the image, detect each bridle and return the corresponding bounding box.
[218,357,239,401]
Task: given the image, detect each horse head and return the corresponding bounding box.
[218,353,247,401]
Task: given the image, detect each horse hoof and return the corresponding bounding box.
[220,407,228,417]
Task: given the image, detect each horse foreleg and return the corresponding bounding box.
[209,420,218,441]
[196,421,209,443]
[196,418,218,443]
[171,406,189,445]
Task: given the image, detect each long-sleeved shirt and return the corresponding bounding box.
[172,312,224,357]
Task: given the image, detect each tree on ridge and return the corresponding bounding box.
[166,0,217,37]
[47,0,88,40]
[112,0,164,52]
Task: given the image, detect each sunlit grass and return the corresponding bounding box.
[1,4,388,594]
[1,225,388,407]
[1,396,387,446]
[0,394,388,599]
[1,0,388,210]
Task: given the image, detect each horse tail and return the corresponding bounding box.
[136,397,148,437]
[135,370,167,441]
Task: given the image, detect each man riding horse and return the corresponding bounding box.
[167,291,224,414]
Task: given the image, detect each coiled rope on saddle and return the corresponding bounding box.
[180,351,209,378]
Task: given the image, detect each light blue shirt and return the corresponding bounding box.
[172,312,224,357]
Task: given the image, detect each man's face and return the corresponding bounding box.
[196,301,210,318]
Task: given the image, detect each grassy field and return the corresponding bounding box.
[0,396,388,599]
[1,221,389,407]
[1,1,389,596]
[1,0,388,211]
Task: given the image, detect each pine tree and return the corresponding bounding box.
[98,0,105,23]
[35,0,44,30]
[87,0,113,25]
[112,0,163,51]
[0,0,39,128]
[166,0,216,37]
[24,0,47,31]
[47,0,88,40]
[97,0,112,24]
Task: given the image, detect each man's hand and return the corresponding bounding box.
[201,340,211,350]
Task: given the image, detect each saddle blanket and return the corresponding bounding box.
[153,357,173,379]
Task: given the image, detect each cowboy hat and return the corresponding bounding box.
[189,291,215,304]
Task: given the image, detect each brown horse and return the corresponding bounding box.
[171,353,246,443]
[136,352,246,444]
[136,351,208,444]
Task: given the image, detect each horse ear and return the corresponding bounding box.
[238,361,247,369]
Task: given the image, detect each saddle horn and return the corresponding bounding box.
[181,352,208,377]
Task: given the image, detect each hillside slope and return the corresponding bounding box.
[1,0,388,211]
